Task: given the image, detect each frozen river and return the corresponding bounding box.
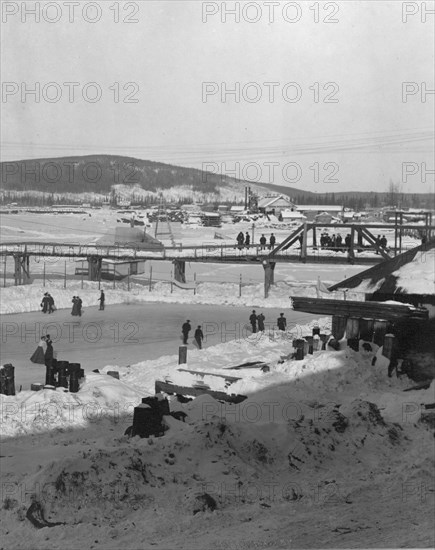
[1,302,318,389]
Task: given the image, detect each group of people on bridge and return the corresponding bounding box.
[236,232,276,250]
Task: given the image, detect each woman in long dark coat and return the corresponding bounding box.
[71,296,79,316]
[30,337,46,364]
[44,336,54,368]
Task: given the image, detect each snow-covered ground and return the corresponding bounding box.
[1,324,434,548]
[1,211,433,548]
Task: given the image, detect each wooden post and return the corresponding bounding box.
[239,274,242,297]
[394,213,398,256]
[399,213,403,254]
[263,261,276,298]
[43,261,46,287]
[346,317,360,339]
[178,346,187,365]
[360,319,374,341]
[113,264,116,289]
[64,260,67,288]
[127,268,130,291]
[346,317,360,351]
[331,315,347,340]
[312,226,317,248]
[301,222,308,262]
[382,334,396,359]
[98,265,101,290]
[149,265,152,291]
[194,272,196,295]
[294,339,305,360]
[3,257,6,287]
[81,260,84,289]
[373,320,387,346]
[170,270,173,293]
[349,227,355,262]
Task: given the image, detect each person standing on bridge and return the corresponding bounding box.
[236,231,244,250]
[194,325,204,349]
[260,234,267,250]
[99,290,105,311]
[245,232,250,248]
[269,233,276,250]
[182,320,191,345]
[277,313,287,331]
[249,310,258,333]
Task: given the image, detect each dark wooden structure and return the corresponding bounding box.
[290,296,428,321]
[155,380,247,404]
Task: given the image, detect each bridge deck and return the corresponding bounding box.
[0,241,391,265]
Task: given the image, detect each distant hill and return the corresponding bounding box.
[0,155,433,209]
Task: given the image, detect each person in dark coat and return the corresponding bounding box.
[269,233,276,250]
[259,234,267,250]
[375,235,381,254]
[245,232,250,248]
[77,296,83,316]
[236,232,244,250]
[277,312,287,331]
[194,325,204,349]
[44,335,54,368]
[30,336,46,364]
[257,313,265,332]
[182,320,191,344]
[41,293,49,313]
[380,235,387,249]
[71,296,78,316]
[249,310,257,333]
[344,234,351,250]
[99,290,105,311]
[336,234,342,248]
[47,294,55,314]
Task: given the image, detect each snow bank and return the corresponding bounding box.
[1,278,369,315]
[0,373,143,438]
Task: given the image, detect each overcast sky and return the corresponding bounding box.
[1,0,434,193]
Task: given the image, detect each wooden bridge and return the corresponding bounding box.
[1,222,433,295]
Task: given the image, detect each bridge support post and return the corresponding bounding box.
[13,254,31,286]
[262,260,276,298]
[300,222,308,262]
[331,315,347,340]
[88,257,102,281]
[173,260,186,283]
[348,227,355,264]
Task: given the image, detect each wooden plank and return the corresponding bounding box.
[290,296,428,320]
[177,368,241,382]
[155,380,247,403]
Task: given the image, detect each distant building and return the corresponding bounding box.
[258,195,295,215]
[296,205,343,221]
[281,209,307,222]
